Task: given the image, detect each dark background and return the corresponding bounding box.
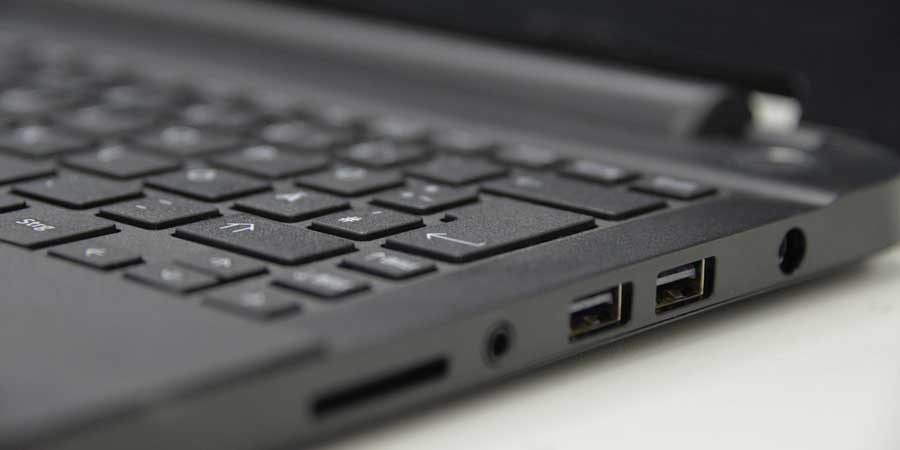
[290,1,900,148]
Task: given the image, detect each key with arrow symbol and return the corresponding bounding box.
[219,222,255,233]
[175,214,354,265]
[385,199,595,262]
[425,233,486,247]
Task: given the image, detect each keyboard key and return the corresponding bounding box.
[260,120,354,151]
[273,268,369,298]
[49,241,142,270]
[0,208,117,249]
[494,145,561,168]
[0,155,54,184]
[55,104,159,136]
[24,42,81,68]
[365,117,429,142]
[30,65,109,92]
[13,175,143,209]
[0,87,82,117]
[372,182,478,214]
[302,103,364,129]
[179,100,261,130]
[0,56,27,84]
[98,195,220,229]
[482,174,666,220]
[146,168,269,202]
[28,49,128,89]
[0,194,26,213]
[310,208,423,240]
[342,250,436,280]
[0,65,24,86]
[295,166,404,196]
[204,287,299,320]
[69,54,132,86]
[211,145,329,179]
[429,129,495,154]
[632,176,717,200]
[100,83,185,111]
[407,156,507,185]
[233,190,348,222]
[175,253,267,281]
[0,123,91,157]
[134,125,241,157]
[125,263,218,294]
[336,140,428,168]
[385,199,594,263]
[174,214,354,265]
[63,144,180,179]
[559,160,638,185]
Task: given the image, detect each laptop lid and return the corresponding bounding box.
[288,1,900,148]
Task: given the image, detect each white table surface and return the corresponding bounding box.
[315,246,900,450]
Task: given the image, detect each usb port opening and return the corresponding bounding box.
[655,258,715,313]
[569,283,631,342]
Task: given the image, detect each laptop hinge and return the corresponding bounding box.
[749,92,802,134]
[746,92,823,150]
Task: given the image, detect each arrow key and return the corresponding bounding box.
[49,241,143,270]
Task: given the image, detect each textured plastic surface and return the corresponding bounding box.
[2,2,900,449]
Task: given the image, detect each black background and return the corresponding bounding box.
[290,1,900,148]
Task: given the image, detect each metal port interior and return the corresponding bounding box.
[655,258,715,313]
[568,284,631,342]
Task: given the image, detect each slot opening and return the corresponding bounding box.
[778,228,806,274]
[485,322,514,364]
[568,283,632,342]
[313,357,448,418]
[655,257,715,313]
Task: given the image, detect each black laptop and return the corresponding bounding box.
[2,1,899,449]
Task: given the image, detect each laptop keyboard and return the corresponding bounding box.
[0,37,720,322]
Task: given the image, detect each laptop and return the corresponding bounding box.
[2,1,899,449]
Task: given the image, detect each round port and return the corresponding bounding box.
[778,228,806,275]
[485,323,514,365]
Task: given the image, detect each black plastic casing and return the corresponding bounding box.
[2,2,900,449]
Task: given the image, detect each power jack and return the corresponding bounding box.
[485,322,514,365]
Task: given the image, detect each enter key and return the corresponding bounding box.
[385,199,595,263]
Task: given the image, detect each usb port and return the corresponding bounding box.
[568,284,631,342]
[655,258,715,313]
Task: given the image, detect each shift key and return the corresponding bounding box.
[175,214,354,265]
[385,199,594,262]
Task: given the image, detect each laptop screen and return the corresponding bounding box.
[285,0,900,148]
